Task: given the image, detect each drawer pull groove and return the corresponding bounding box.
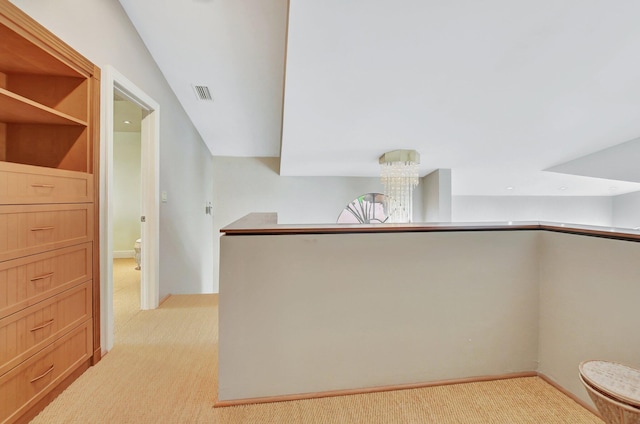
[30,319,55,332]
[31,184,55,188]
[30,272,54,281]
[30,226,55,231]
[30,365,54,383]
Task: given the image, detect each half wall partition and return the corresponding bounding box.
[218,214,640,410]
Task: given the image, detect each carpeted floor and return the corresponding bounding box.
[30,271,604,423]
[112,258,141,338]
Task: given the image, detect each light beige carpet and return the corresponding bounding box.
[30,292,604,423]
[112,258,141,338]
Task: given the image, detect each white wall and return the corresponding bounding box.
[212,156,424,292]
[113,132,141,254]
[452,196,613,226]
[422,169,452,222]
[214,157,386,226]
[612,191,640,229]
[10,0,215,295]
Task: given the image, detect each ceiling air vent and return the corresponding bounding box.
[192,85,213,101]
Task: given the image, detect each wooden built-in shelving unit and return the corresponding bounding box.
[0,1,100,422]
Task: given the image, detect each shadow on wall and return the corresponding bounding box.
[257,157,280,174]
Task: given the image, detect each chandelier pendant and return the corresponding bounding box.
[379,150,420,223]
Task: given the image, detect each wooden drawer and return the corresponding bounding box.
[0,243,92,319]
[0,281,91,376]
[0,162,93,205]
[0,320,92,424]
[0,204,93,262]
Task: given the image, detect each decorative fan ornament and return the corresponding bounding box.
[337,193,389,224]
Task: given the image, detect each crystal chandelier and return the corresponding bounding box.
[379,150,420,223]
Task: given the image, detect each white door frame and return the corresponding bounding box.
[101,65,160,353]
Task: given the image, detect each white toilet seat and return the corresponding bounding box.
[580,360,640,409]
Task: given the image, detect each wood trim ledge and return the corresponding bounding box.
[159,294,171,306]
[214,371,537,408]
[537,373,602,419]
[215,371,601,421]
[220,213,640,243]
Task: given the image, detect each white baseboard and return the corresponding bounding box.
[113,250,135,259]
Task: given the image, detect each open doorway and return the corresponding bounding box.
[112,95,143,336]
[101,66,160,353]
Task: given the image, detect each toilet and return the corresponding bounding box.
[579,360,640,424]
[134,238,141,270]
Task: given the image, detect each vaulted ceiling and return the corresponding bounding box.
[118,0,640,196]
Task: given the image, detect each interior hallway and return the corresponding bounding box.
[28,266,603,423]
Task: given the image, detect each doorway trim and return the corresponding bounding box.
[101,65,160,353]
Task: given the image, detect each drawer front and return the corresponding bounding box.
[0,281,92,376]
[0,321,92,424]
[0,204,93,262]
[0,243,92,319]
[0,162,93,205]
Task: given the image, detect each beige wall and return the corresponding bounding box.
[220,227,640,406]
[212,156,423,292]
[219,230,540,401]
[538,232,640,405]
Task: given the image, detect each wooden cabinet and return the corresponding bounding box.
[0,322,93,424]
[0,162,93,205]
[0,1,100,423]
[0,243,93,318]
[0,281,92,376]
[0,204,94,262]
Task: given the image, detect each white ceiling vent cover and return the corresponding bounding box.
[192,85,213,101]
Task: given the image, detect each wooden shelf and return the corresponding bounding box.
[0,12,89,77]
[0,88,86,126]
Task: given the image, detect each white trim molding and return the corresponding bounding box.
[101,65,160,353]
